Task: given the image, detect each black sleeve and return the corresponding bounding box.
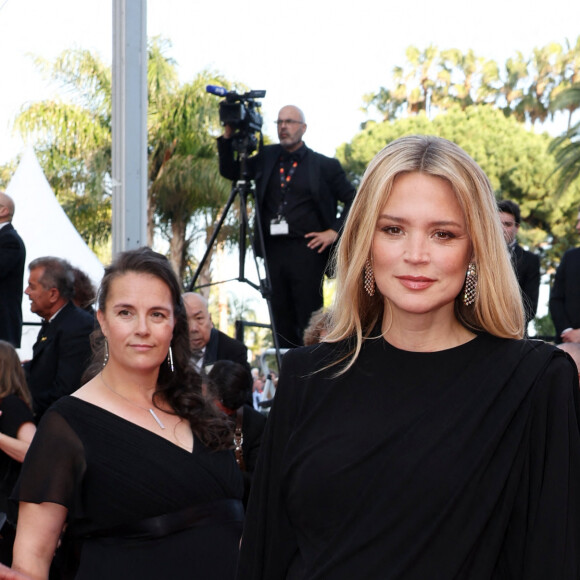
[0,233,24,281]
[502,352,580,578]
[0,396,34,438]
[13,406,86,515]
[323,157,355,233]
[549,252,571,337]
[521,252,541,323]
[237,349,304,580]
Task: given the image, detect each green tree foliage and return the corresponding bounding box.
[14,48,112,252]
[549,84,580,197]
[12,39,235,282]
[363,38,580,130]
[337,105,580,271]
[147,41,233,281]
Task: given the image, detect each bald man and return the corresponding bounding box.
[218,105,355,348]
[182,292,252,384]
[0,192,26,347]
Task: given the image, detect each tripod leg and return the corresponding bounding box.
[187,185,239,291]
[239,186,283,371]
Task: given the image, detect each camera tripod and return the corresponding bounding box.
[187,134,283,370]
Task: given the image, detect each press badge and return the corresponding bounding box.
[270,218,289,236]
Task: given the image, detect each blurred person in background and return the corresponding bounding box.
[0,341,35,565]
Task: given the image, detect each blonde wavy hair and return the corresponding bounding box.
[325,135,524,371]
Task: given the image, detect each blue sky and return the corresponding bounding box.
[0,0,579,164]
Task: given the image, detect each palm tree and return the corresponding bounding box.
[438,48,479,110]
[14,39,235,282]
[549,84,580,195]
[552,36,580,130]
[497,52,528,119]
[518,43,562,126]
[148,65,233,282]
[14,48,112,253]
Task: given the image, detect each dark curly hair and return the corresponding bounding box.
[82,247,231,450]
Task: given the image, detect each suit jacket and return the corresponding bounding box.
[0,223,26,347]
[204,325,250,369]
[217,139,355,236]
[511,243,540,324]
[203,327,253,395]
[549,247,580,339]
[23,301,95,419]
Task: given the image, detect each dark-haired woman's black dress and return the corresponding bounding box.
[15,397,244,579]
[238,334,580,579]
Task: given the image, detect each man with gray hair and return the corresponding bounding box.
[0,191,26,347]
[23,256,94,419]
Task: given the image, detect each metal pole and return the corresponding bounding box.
[112,0,148,254]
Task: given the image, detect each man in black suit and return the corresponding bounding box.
[218,105,355,348]
[0,192,26,347]
[498,200,541,327]
[182,292,251,381]
[550,208,580,343]
[23,257,94,419]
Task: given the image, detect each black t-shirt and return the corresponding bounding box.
[0,394,34,512]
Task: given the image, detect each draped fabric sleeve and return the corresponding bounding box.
[237,348,306,580]
[12,404,86,516]
[501,351,580,578]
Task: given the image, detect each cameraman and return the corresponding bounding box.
[217,105,355,348]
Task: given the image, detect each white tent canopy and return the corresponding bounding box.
[6,147,104,359]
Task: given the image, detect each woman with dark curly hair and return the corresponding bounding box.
[11,248,243,580]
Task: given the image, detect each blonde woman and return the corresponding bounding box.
[238,136,580,579]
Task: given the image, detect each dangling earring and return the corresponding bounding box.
[463,263,477,306]
[364,259,376,297]
[102,337,109,368]
[167,345,175,372]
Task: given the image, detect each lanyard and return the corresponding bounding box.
[277,156,298,217]
[279,157,298,192]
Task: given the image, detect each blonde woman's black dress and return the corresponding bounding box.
[238,334,580,579]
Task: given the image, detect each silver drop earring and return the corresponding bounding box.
[364,259,376,297]
[102,338,109,368]
[167,345,174,372]
[463,263,478,306]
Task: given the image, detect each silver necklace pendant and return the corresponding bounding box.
[148,408,166,430]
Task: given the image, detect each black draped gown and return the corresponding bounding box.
[15,397,244,579]
[238,333,580,579]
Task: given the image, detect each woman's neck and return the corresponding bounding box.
[382,308,476,352]
[100,363,159,405]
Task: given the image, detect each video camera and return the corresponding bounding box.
[207,85,266,155]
